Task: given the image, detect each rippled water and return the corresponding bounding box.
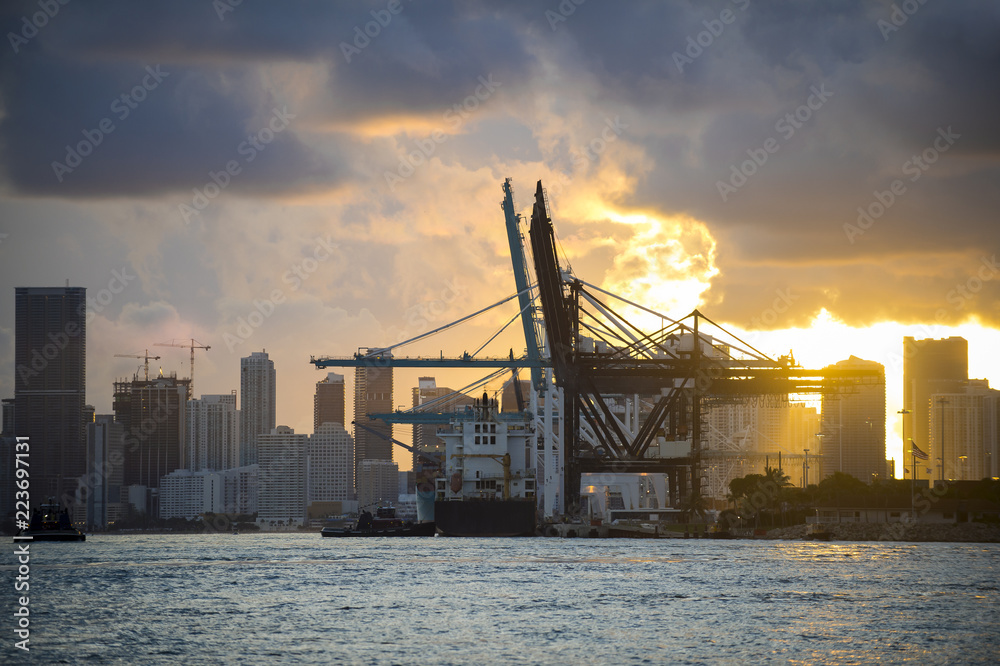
[4,534,998,664]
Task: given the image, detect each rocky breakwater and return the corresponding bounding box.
[767,522,1000,542]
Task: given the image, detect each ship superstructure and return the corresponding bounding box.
[433,393,537,536]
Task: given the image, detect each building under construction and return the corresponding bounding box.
[112,373,190,515]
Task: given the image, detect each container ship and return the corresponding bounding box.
[434,393,537,537]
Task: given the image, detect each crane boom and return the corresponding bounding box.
[113,349,160,381]
[154,338,210,398]
[502,178,544,390]
[353,420,440,466]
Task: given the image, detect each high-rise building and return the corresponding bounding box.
[353,357,393,483]
[928,380,1000,481]
[820,356,886,483]
[903,336,968,481]
[223,464,259,516]
[0,399,14,523]
[159,468,225,520]
[500,378,531,412]
[13,286,87,513]
[357,459,399,511]
[85,414,125,529]
[308,422,353,503]
[187,392,239,472]
[240,351,276,466]
[257,426,308,526]
[1,397,14,436]
[113,373,190,514]
[702,400,820,496]
[411,377,474,500]
[0,436,13,524]
[314,372,345,430]
[159,464,259,519]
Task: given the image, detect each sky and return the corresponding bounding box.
[1,0,998,474]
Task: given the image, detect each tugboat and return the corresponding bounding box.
[320,507,436,537]
[15,500,86,542]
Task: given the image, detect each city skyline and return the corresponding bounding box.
[4,284,1000,478]
[1,2,999,476]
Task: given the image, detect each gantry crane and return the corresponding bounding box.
[310,178,884,518]
[154,338,210,398]
[113,349,161,381]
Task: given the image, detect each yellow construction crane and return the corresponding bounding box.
[451,452,511,499]
[154,338,210,398]
[113,349,161,381]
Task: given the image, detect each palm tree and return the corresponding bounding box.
[763,465,792,527]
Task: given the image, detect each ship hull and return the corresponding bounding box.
[15,530,85,542]
[434,499,536,537]
[320,522,436,538]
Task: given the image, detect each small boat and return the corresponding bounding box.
[706,523,735,539]
[804,523,833,541]
[15,500,86,542]
[320,507,436,537]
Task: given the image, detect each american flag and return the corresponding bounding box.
[910,443,929,460]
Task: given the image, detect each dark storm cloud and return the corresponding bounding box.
[0,0,536,198]
[532,0,1000,327]
[1,0,997,330]
[0,52,340,197]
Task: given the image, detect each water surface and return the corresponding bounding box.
[6,535,998,664]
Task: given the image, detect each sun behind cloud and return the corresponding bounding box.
[599,210,719,324]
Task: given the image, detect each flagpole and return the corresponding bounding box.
[910,444,915,522]
[898,408,912,522]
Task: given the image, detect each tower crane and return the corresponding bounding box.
[154,338,210,398]
[113,349,161,381]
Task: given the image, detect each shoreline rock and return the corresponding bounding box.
[766,521,1000,543]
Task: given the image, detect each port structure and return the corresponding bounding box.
[311,178,883,519]
[525,179,882,514]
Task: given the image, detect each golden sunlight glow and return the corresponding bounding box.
[599,210,719,324]
[727,310,1000,477]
